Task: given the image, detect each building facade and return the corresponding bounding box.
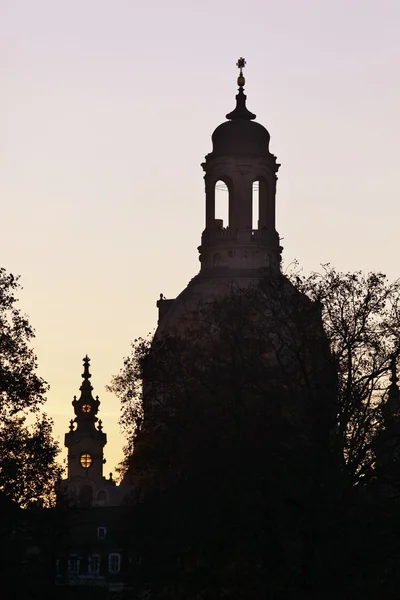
[55,357,133,597]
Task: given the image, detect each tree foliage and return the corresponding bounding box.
[293,267,400,484]
[0,268,61,508]
[114,266,400,482]
[0,413,62,508]
[0,268,47,417]
[110,266,400,597]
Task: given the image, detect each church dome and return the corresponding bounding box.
[211,119,270,157]
[209,58,271,158]
[155,58,281,336]
[156,270,261,336]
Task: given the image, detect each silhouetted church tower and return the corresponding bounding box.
[157,58,283,331]
[131,59,334,490]
[65,356,106,485]
[60,356,129,507]
[199,57,281,273]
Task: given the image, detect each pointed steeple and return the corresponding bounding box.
[72,355,100,425]
[64,356,108,490]
[82,354,91,381]
[384,354,400,424]
[226,57,256,121]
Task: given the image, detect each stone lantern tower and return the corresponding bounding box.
[129,60,336,490]
[199,57,282,273]
[156,58,283,331]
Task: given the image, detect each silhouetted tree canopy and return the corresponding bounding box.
[0,413,61,508]
[110,266,400,598]
[0,268,61,509]
[113,266,400,483]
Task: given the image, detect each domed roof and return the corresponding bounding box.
[156,270,263,337]
[212,119,270,157]
[209,60,271,157]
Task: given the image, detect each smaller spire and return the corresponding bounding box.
[237,57,246,88]
[71,355,100,422]
[388,355,400,405]
[80,355,94,396]
[82,355,92,381]
[226,57,256,121]
[384,354,400,423]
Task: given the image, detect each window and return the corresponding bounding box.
[252,181,259,229]
[97,526,107,540]
[215,180,229,227]
[97,490,107,506]
[80,453,92,468]
[213,253,222,267]
[108,553,121,574]
[253,178,269,230]
[68,555,79,574]
[88,554,100,574]
[78,484,93,508]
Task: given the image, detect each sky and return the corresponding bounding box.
[2,0,400,474]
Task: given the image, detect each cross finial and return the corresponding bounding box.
[236,57,246,88]
[82,355,91,381]
[226,57,255,120]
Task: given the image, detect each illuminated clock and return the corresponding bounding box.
[80,453,93,469]
[82,404,91,413]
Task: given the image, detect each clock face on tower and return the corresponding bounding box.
[80,453,93,469]
[82,404,91,413]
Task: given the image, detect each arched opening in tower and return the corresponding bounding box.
[253,178,269,230]
[215,180,229,228]
[252,181,259,230]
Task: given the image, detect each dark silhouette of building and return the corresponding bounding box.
[55,357,133,597]
[157,57,282,333]
[59,356,129,507]
[375,356,400,491]
[120,58,336,489]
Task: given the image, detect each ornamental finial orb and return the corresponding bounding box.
[236,57,246,88]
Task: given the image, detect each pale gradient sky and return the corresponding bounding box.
[2,0,400,474]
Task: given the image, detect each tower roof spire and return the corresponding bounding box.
[388,354,400,400]
[71,355,100,424]
[82,354,91,382]
[226,57,256,121]
[383,354,400,423]
[80,354,94,398]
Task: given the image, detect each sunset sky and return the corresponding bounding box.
[2,0,400,473]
